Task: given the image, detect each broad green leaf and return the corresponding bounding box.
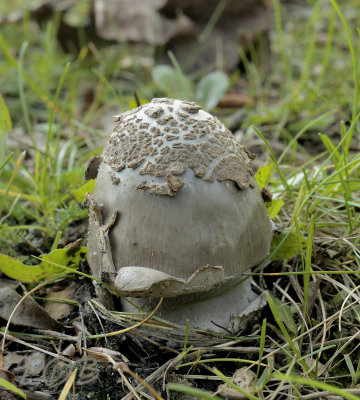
[195,71,229,110]
[152,65,193,100]
[266,198,284,219]
[0,246,87,283]
[255,164,283,218]
[72,179,95,202]
[0,378,26,399]
[272,297,297,335]
[0,94,11,164]
[255,164,273,188]
[271,232,306,260]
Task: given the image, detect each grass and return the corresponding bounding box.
[0,0,359,398]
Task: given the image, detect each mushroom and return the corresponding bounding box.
[84,98,273,332]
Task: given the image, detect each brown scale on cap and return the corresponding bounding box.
[103,98,255,195]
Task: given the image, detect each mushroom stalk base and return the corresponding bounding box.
[121,278,257,333]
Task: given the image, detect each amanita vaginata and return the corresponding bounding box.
[84,98,273,332]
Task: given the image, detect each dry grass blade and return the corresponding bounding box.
[58,368,77,400]
[87,297,163,339]
[121,359,174,400]
[0,332,74,364]
[107,356,164,400]
[120,364,164,400]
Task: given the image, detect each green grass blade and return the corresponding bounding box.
[274,373,360,400]
[296,0,322,96]
[253,127,292,195]
[0,153,13,172]
[0,378,26,399]
[303,216,314,318]
[278,110,334,164]
[266,292,309,373]
[0,94,12,164]
[168,383,222,400]
[272,0,292,86]
[254,318,267,391]
[329,0,359,150]
[45,61,70,162]
[18,42,36,150]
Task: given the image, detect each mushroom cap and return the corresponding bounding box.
[86,98,273,298]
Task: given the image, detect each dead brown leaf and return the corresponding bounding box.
[94,0,272,71]
[94,0,195,45]
[216,367,256,399]
[44,283,78,321]
[217,92,251,108]
[0,287,63,330]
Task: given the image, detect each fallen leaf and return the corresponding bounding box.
[94,0,195,45]
[195,71,229,110]
[217,367,256,399]
[72,180,95,202]
[94,0,272,72]
[255,164,273,189]
[0,247,87,283]
[61,344,76,359]
[271,232,306,261]
[72,321,91,336]
[0,279,20,290]
[217,92,250,108]
[44,283,78,321]
[151,65,193,100]
[87,347,124,363]
[0,287,63,330]
[0,353,15,382]
[266,198,284,219]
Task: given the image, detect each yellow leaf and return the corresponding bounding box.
[72,180,95,202]
[255,164,273,188]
